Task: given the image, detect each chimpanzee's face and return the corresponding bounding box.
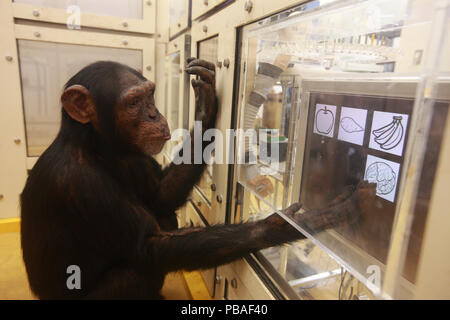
[115,71,171,156]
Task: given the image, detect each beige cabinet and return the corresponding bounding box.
[0,1,155,219]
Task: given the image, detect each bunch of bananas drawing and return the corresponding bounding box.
[372,116,404,150]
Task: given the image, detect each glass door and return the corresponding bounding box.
[194,36,219,208]
[233,0,450,299]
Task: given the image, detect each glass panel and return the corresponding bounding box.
[196,36,218,203]
[169,0,187,26]
[18,40,142,157]
[14,0,143,20]
[236,0,448,299]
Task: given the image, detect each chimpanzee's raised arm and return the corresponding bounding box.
[155,59,218,213]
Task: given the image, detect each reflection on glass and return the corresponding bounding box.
[169,0,187,26]
[14,0,143,19]
[236,0,448,299]
[196,36,218,203]
[18,40,142,156]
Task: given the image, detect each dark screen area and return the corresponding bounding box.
[300,93,413,268]
[300,91,448,283]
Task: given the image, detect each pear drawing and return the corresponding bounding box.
[340,117,364,133]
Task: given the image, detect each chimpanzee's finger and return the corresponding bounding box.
[191,79,211,92]
[186,57,196,65]
[284,202,302,215]
[187,59,216,72]
[186,66,215,84]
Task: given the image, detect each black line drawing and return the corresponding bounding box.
[340,117,364,133]
[365,161,396,195]
[315,106,335,135]
[372,116,404,150]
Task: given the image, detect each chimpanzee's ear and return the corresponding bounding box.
[61,85,96,124]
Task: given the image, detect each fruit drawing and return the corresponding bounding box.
[340,117,364,133]
[315,106,335,135]
[372,116,404,150]
[365,162,396,195]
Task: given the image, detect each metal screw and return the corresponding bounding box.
[5,55,13,62]
[244,0,253,13]
[122,21,128,27]
[223,58,230,68]
[216,60,222,68]
[122,40,128,46]
[177,23,181,28]
[34,31,41,38]
[174,43,178,48]
[210,183,217,191]
[230,278,238,289]
[0,194,4,201]
[204,0,209,5]
[32,9,40,17]
[216,194,223,203]
[202,25,208,33]
[146,65,152,71]
[146,0,152,6]
[197,200,202,207]
[14,138,21,145]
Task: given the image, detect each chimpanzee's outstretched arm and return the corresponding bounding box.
[156,59,218,212]
[147,182,373,273]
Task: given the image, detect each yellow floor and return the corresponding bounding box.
[0,232,197,300]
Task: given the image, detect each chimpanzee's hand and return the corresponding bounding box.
[185,58,217,127]
[294,181,377,233]
[263,181,377,239]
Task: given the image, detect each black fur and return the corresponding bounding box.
[21,61,353,299]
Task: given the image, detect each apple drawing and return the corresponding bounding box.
[316,106,335,135]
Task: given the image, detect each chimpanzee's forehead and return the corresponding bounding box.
[118,69,147,89]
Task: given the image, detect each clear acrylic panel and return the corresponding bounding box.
[196,36,218,203]
[14,0,143,20]
[169,0,187,26]
[18,40,142,157]
[236,0,449,298]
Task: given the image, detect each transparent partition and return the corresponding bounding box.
[235,0,450,299]
[196,36,219,203]
[18,40,142,157]
[170,0,188,26]
[14,0,143,19]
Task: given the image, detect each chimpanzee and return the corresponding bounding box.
[20,58,373,299]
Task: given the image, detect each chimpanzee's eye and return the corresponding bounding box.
[130,98,140,108]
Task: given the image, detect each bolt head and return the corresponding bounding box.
[32,9,40,17]
[5,56,13,62]
[202,25,208,33]
[34,31,41,37]
[122,40,128,46]
[146,0,152,6]
[146,65,152,71]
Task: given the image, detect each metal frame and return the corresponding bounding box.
[12,0,156,35]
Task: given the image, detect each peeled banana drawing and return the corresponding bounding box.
[372,116,404,150]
